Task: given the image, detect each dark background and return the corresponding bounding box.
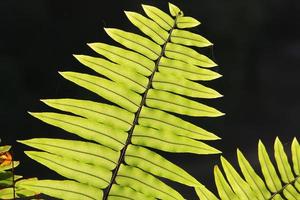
[1,0,299,199]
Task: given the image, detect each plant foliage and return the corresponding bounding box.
[0,145,37,199]
[196,137,300,200]
[17,2,223,199]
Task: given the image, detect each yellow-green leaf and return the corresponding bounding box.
[220,156,257,200]
[117,165,184,200]
[171,29,212,47]
[142,4,174,30]
[237,149,271,200]
[60,71,141,113]
[29,112,127,151]
[104,28,161,60]
[195,185,219,200]
[291,138,300,175]
[132,125,220,154]
[282,185,300,200]
[258,140,282,192]
[168,3,182,17]
[25,151,111,188]
[146,89,224,117]
[18,138,118,170]
[88,42,154,76]
[165,43,217,67]
[17,179,102,200]
[125,11,168,45]
[177,16,201,28]
[274,137,294,183]
[41,98,134,131]
[214,165,239,200]
[159,57,222,81]
[74,55,148,93]
[125,145,200,187]
[139,107,220,140]
[0,146,11,154]
[153,72,222,98]
[109,184,155,200]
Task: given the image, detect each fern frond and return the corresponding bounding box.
[18,2,223,199]
[196,137,300,200]
[0,145,38,199]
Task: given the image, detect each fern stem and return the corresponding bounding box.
[102,15,179,200]
[268,176,300,200]
[11,150,16,200]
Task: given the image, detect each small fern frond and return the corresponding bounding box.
[0,145,37,199]
[196,137,300,200]
[18,2,223,199]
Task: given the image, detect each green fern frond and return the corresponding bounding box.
[0,145,38,199]
[196,137,300,200]
[18,2,223,199]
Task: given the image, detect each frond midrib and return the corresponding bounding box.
[102,15,179,200]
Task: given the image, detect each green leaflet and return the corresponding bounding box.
[125,145,200,187]
[195,186,219,200]
[17,179,102,200]
[274,137,295,183]
[0,171,13,187]
[88,42,154,76]
[60,71,141,113]
[18,138,119,170]
[165,43,217,67]
[153,72,223,98]
[41,98,134,131]
[171,29,213,47]
[25,151,111,188]
[220,156,257,200]
[237,149,271,200]
[159,57,222,81]
[132,125,220,154]
[116,165,184,200]
[295,179,300,191]
[109,184,155,200]
[142,4,174,31]
[146,89,224,117]
[104,28,161,60]
[29,112,127,151]
[168,3,181,17]
[125,11,169,45]
[176,16,201,28]
[292,138,300,175]
[204,138,300,200]
[74,55,148,93]
[283,185,300,200]
[214,166,239,200]
[139,106,220,140]
[0,171,22,187]
[0,161,19,171]
[0,146,10,153]
[258,140,282,193]
[0,187,36,199]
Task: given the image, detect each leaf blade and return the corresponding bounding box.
[125,11,169,45]
[29,112,127,151]
[60,71,141,113]
[146,89,224,117]
[104,28,161,60]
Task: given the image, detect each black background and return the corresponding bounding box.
[1,0,300,199]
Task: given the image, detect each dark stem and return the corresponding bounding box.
[11,150,16,200]
[102,16,178,199]
[268,176,300,200]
